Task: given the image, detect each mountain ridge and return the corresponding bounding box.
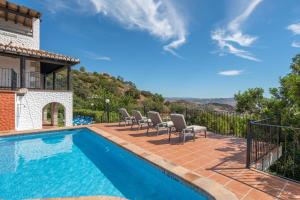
[166,97,236,107]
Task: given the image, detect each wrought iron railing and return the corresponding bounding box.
[25,72,43,89]
[102,106,255,138]
[184,109,255,138]
[247,118,300,182]
[0,68,70,91]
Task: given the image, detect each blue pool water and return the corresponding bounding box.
[0,128,209,200]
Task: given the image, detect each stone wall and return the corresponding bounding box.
[0,91,15,131]
[16,91,73,131]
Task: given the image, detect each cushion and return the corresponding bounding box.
[187,125,207,132]
[165,121,174,127]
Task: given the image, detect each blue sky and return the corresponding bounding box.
[15,0,300,98]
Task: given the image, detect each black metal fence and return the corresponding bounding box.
[185,109,255,138]
[105,106,255,138]
[247,118,300,182]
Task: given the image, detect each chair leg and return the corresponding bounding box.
[205,130,207,138]
[193,133,196,141]
[156,127,159,136]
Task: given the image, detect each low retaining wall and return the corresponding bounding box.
[252,145,282,171]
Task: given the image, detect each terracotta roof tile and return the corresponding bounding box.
[0,43,80,65]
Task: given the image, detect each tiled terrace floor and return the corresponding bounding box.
[92,123,300,200]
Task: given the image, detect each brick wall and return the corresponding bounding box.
[0,91,15,131]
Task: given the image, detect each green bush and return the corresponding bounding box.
[125,88,140,99]
[74,109,120,123]
[74,109,103,123]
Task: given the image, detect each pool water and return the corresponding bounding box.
[0,128,209,200]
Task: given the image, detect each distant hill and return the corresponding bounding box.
[166,97,236,107]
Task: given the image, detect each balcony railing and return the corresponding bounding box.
[0,68,70,91]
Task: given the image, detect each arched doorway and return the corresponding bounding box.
[42,102,66,128]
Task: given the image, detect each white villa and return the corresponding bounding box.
[0,0,79,132]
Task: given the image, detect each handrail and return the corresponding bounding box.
[251,118,300,130]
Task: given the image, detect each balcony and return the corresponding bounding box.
[0,68,71,91]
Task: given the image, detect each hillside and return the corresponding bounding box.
[72,67,166,112]
[72,67,236,113]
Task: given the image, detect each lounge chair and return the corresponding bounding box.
[146,111,174,136]
[170,114,207,143]
[131,110,151,130]
[118,108,134,126]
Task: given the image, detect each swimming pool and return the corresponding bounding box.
[0,128,209,200]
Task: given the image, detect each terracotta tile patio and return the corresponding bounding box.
[92,123,300,200]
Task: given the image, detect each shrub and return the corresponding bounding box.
[74,109,103,123]
[125,88,140,99]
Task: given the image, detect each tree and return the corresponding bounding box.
[79,66,86,72]
[268,54,300,126]
[234,88,265,114]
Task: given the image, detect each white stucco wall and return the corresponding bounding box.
[16,91,73,131]
[0,18,40,49]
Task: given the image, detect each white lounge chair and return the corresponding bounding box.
[170,114,207,143]
[131,110,151,130]
[147,111,174,136]
[118,108,134,126]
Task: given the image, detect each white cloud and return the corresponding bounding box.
[291,41,300,48]
[211,0,262,61]
[218,70,243,76]
[287,23,300,35]
[43,0,187,57]
[82,50,111,61]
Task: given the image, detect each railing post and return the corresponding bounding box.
[42,73,46,89]
[106,103,110,123]
[20,57,26,88]
[52,71,56,90]
[67,66,71,90]
[246,120,253,168]
[10,69,17,90]
[186,107,188,117]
